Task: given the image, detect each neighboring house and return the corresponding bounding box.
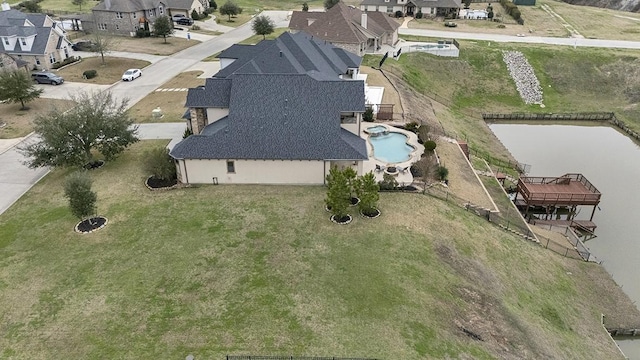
[0,52,30,72]
[166,0,204,18]
[170,31,369,185]
[360,0,461,18]
[289,1,399,56]
[0,5,72,71]
[91,0,168,36]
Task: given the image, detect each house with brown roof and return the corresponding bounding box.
[360,0,461,18]
[289,1,399,56]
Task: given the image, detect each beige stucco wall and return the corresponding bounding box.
[178,159,329,184]
[341,123,359,135]
[219,58,235,69]
[206,108,229,124]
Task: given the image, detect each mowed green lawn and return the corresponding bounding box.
[0,141,625,359]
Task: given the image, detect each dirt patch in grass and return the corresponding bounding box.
[55,57,151,85]
[0,99,73,139]
[129,71,204,123]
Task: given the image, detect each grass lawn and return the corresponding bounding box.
[39,0,91,13]
[129,71,205,123]
[239,28,289,45]
[55,57,151,85]
[72,36,201,56]
[0,140,633,359]
[0,99,74,139]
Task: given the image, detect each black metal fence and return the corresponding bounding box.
[226,356,378,360]
[482,112,614,122]
[421,183,589,261]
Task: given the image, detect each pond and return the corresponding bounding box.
[489,123,640,359]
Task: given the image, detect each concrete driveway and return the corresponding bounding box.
[36,81,112,100]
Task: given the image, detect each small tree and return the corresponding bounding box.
[437,165,449,181]
[379,173,398,191]
[22,0,41,13]
[0,70,43,110]
[64,171,97,221]
[71,0,87,11]
[252,14,275,40]
[463,0,471,9]
[363,107,374,122]
[219,0,241,21]
[144,147,177,181]
[302,2,309,11]
[326,167,350,221]
[414,156,435,193]
[191,9,200,20]
[21,91,139,168]
[92,31,117,65]
[417,125,429,143]
[356,172,380,215]
[209,0,217,10]
[324,0,339,9]
[154,15,174,43]
[343,167,357,200]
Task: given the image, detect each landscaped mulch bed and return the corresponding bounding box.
[75,216,108,234]
[145,176,178,190]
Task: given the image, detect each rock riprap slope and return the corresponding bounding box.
[503,51,544,105]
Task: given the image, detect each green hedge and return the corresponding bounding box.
[51,56,81,69]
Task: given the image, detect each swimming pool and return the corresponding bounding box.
[364,125,388,136]
[369,132,415,164]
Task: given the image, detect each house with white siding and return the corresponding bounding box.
[170,31,369,185]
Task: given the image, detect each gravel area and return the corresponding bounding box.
[502,51,544,105]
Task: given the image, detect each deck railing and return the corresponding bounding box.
[517,175,601,205]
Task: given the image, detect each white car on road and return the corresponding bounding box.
[122,69,142,81]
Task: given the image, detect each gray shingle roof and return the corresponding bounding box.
[185,78,231,108]
[171,73,367,161]
[214,31,361,79]
[0,10,55,55]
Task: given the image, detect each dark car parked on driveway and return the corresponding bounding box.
[32,72,64,85]
[71,41,98,51]
[176,18,194,25]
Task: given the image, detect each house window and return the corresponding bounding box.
[21,38,27,45]
[386,6,392,12]
[132,12,137,18]
[35,57,41,65]
[98,23,108,30]
[430,7,435,14]
[148,9,155,17]
[115,24,120,30]
[159,5,164,14]
[116,12,123,19]
[226,161,235,173]
[49,53,56,64]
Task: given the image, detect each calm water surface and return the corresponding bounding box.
[489,124,640,359]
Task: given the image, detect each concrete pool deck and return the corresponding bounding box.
[361,123,423,186]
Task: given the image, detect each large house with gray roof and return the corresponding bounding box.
[170,31,369,185]
[289,1,399,56]
[0,5,72,71]
[360,0,461,18]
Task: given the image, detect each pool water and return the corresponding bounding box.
[365,125,387,135]
[369,132,414,163]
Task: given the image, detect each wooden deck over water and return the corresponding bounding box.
[517,174,601,206]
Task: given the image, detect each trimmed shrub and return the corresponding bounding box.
[209,0,217,10]
[82,69,97,79]
[52,56,81,69]
[363,107,374,122]
[424,140,437,152]
[143,147,176,181]
[183,127,193,138]
[415,11,423,19]
[437,166,449,181]
[417,125,429,143]
[136,28,151,37]
[497,24,506,28]
[191,9,200,20]
[405,121,419,133]
[395,10,403,18]
[517,17,525,25]
[191,24,201,30]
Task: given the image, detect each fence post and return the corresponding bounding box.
[564,248,569,257]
